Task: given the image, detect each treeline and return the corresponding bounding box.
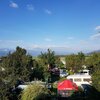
[0,46,100,99]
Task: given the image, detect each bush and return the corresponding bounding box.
[21,83,49,100]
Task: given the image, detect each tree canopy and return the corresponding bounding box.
[65,52,85,73]
[0,47,100,99]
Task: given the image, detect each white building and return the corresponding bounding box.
[67,74,92,87]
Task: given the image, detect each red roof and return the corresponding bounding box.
[57,80,78,91]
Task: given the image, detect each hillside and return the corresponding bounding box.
[87,50,100,55]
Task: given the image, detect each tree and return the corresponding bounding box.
[21,83,49,100]
[29,59,44,81]
[88,53,100,92]
[0,46,34,99]
[4,46,32,82]
[85,53,100,92]
[38,49,55,76]
[65,52,85,73]
[92,66,100,92]
[77,52,85,66]
[39,49,56,67]
[38,49,60,82]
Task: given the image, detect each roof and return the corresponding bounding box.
[67,74,91,78]
[57,80,78,91]
[17,85,28,89]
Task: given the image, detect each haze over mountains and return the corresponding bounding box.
[0,48,100,57]
[0,48,71,56]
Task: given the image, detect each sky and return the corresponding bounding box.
[0,0,100,54]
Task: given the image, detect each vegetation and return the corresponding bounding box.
[38,49,61,82]
[65,52,85,73]
[21,83,49,100]
[0,46,45,99]
[0,46,100,99]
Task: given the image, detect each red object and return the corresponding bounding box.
[57,80,78,91]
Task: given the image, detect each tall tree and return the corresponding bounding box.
[86,53,100,92]
[65,52,85,73]
[39,49,56,67]
[38,49,59,81]
[0,46,34,99]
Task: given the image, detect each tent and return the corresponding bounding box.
[57,80,78,97]
[58,80,78,91]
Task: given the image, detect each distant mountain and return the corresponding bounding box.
[0,48,40,57]
[0,48,72,57]
[27,50,41,56]
[1,47,100,57]
[87,50,100,55]
[0,48,13,56]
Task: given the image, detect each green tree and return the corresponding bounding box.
[0,46,34,99]
[92,66,100,92]
[86,53,100,68]
[4,46,32,82]
[38,49,55,78]
[39,49,56,67]
[65,52,85,73]
[65,54,78,73]
[85,53,100,92]
[55,56,64,68]
[29,59,44,81]
[21,83,49,100]
[38,49,60,82]
[88,53,100,91]
[77,52,85,66]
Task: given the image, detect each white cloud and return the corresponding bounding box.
[44,38,52,42]
[27,4,34,11]
[90,26,100,40]
[45,9,52,15]
[90,33,100,40]
[95,26,100,30]
[9,1,18,8]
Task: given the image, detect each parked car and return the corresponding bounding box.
[60,69,68,77]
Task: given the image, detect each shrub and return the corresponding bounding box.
[21,83,49,100]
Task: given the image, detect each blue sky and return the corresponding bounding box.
[0,0,100,53]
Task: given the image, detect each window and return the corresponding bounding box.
[74,78,81,82]
[83,78,91,82]
[69,78,73,82]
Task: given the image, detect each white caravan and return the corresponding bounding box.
[79,69,90,75]
[67,74,92,86]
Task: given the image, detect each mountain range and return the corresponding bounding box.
[0,48,100,57]
[87,50,100,55]
[0,48,40,57]
[0,48,72,57]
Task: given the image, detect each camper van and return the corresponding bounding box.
[67,74,91,86]
[79,69,90,75]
